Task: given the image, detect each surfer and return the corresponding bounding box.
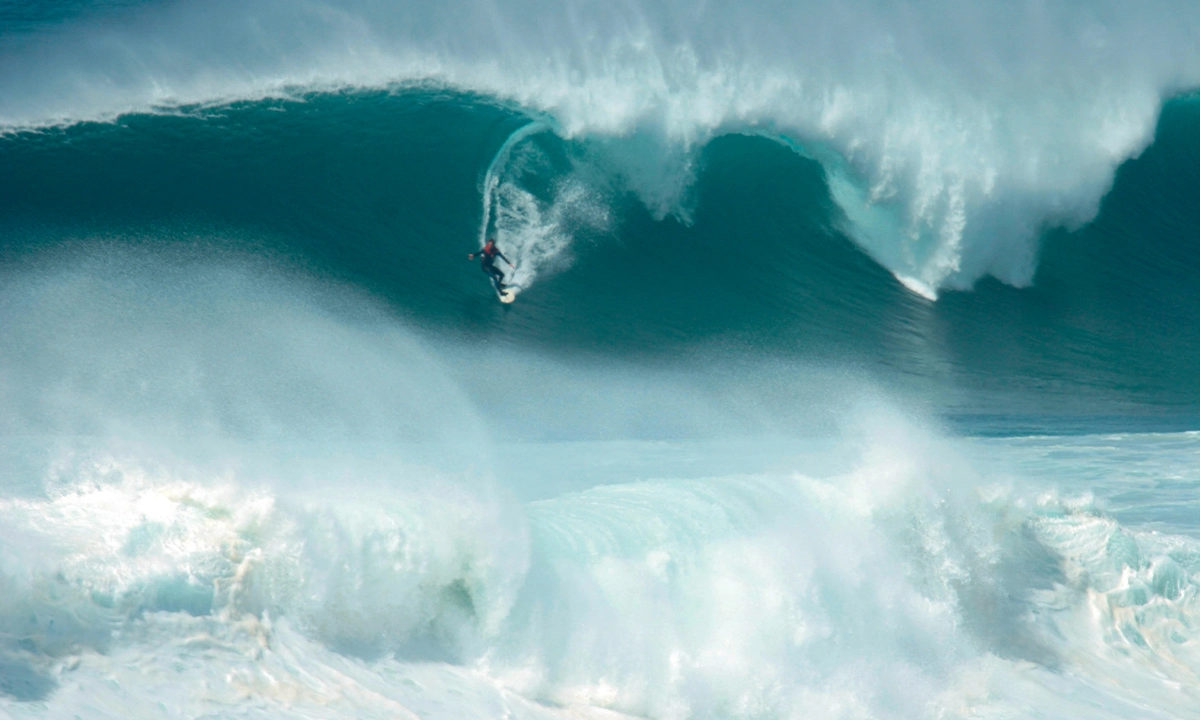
[468,237,514,291]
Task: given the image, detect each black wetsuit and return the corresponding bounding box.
[477,244,511,290]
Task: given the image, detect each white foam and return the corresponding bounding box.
[478,126,614,294]
[6,375,1200,717]
[5,246,1200,717]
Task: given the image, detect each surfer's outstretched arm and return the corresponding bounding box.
[496,250,513,266]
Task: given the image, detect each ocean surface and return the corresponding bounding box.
[3,1,1200,718]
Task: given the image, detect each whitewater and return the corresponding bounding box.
[4,0,1200,718]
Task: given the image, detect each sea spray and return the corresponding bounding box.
[479,126,613,294]
[3,4,1200,716]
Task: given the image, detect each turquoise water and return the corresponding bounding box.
[3,1,1200,718]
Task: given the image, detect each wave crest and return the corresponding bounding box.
[4,0,1199,294]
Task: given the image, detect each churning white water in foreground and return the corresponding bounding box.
[5,430,1200,719]
[3,252,1200,719]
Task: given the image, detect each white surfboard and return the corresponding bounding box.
[498,287,517,304]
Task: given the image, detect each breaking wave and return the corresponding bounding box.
[3,0,1200,294]
[5,2,1200,717]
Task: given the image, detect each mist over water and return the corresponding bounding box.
[4,1,1200,718]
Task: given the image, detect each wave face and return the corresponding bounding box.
[4,91,1200,418]
[4,2,1200,719]
[3,0,1200,293]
